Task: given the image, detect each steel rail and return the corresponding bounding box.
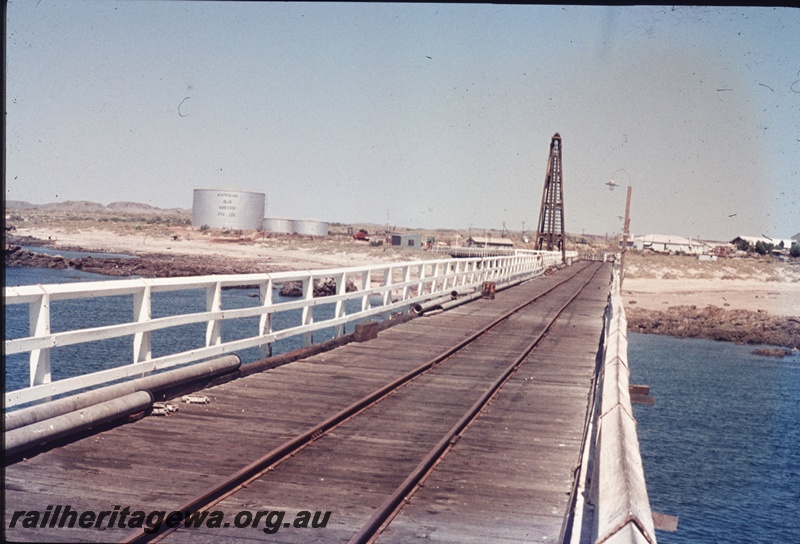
[120,262,595,544]
[349,261,604,544]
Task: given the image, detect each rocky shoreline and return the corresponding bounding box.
[627,305,800,350]
[5,244,356,297]
[4,244,275,278]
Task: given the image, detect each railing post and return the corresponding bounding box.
[259,277,274,358]
[206,281,222,347]
[401,265,411,300]
[382,267,393,306]
[417,263,427,297]
[431,262,441,294]
[361,269,372,312]
[132,283,152,363]
[301,273,314,346]
[334,272,346,337]
[29,289,51,386]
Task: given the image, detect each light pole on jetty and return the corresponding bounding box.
[608,168,632,287]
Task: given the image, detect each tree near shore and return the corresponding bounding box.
[734,238,751,252]
[754,241,774,255]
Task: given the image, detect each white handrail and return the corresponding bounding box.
[591,260,657,543]
[5,252,566,408]
[431,246,579,260]
[566,257,657,544]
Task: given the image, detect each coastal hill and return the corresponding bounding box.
[6,200,190,215]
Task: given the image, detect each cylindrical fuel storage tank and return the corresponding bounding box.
[292,219,329,236]
[262,218,294,234]
[192,189,265,230]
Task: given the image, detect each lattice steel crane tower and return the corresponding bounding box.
[534,133,566,263]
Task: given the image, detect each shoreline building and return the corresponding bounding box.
[466,236,515,249]
[632,234,711,255]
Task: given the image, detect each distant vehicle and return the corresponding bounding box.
[353,229,370,241]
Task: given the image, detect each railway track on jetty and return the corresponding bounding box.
[122,261,605,544]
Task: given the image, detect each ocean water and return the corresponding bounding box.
[629,332,800,543]
[5,265,390,395]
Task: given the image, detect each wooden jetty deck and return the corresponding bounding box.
[4,262,611,543]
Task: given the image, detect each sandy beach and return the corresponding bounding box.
[621,253,800,318]
[623,277,800,317]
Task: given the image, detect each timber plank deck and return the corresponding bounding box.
[4,262,610,543]
[378,266,609,543]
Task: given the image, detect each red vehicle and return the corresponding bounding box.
[353,229,370,241]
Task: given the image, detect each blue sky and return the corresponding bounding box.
[5,2,799,241]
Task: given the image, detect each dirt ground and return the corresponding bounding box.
[5,210,432,270]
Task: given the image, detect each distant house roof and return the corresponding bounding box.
[468,236,514,247]
[633,234,711,248]
[793,232,800,242]
[732,235,794,248]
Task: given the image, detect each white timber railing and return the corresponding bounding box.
[5,252,567,408]
[566,258,657,544]
[432,245,578,261]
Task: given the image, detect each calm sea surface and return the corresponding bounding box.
[629,332,800,543]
